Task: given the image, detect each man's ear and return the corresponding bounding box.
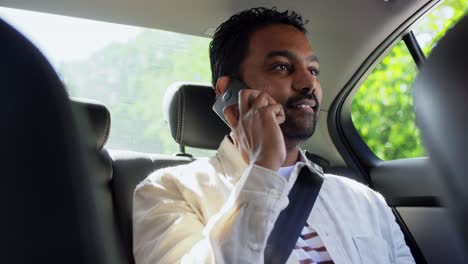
[215,76,231,97]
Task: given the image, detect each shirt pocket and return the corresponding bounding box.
[353,236,390,264]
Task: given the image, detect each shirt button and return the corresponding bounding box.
[268,189,281,198]
[248,242,262,251]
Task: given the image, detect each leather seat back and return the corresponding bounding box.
[0,19,125,264]
[414,15,468,251]
[72,98,131,263]
[71,97,196,264]
[96,82,227,261]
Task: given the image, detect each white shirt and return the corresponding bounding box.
[277,164,296,180]
[133,137,415,264]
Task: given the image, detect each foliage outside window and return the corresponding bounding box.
[352,42,422,160]
[1,7,215,156]
[60,31,214,156]
[415,0,468,56]
[351,0,468,160]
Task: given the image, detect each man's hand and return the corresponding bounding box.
[224,89,286,171]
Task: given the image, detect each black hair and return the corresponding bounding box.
[209,7,308,87]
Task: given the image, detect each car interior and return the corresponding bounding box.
[1,0,467,263]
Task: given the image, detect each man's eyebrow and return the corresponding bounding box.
[308,55,320,63]
[266,50,320,63]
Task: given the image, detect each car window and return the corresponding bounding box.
[0,7,216,157]
[350,0,468,160]
[414,0,468,57]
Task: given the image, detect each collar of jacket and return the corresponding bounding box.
[216,136,324,182]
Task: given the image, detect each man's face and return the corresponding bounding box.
[239,24,323,142]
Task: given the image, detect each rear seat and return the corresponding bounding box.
[108,150,192,262]
[72,98,133,263]
[72,97,195,264]
[72,82,363,263]
[71,83,230,263]
[109,83,229,261]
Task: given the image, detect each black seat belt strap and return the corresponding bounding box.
[264,166,324,264]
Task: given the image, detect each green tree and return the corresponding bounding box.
[351,0,468,160]
[139,37,214,156]
[61,29,212,155]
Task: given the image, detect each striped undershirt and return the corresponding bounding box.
[293,223,334,264]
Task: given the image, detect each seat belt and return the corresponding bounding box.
[264,165,324,264]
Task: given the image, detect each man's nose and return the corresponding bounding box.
[292,67,317,94]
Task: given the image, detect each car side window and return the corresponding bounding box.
[414,0,468,57]
[0,7,216,157]
[351,0,468,160]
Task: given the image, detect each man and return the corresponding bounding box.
[133,7,415,264]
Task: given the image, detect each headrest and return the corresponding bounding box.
[70,97,111,151]
[413,16,468,248]
[163,82,230,150]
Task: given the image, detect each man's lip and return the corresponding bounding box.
[287,99,317,108]
[287,105,315,113]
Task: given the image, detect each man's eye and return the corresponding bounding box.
[309,67,320,76]
[273,64,289,71]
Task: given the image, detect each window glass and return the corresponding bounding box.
[351,0,467,160]
[414,0,468,56]
[351,42,423,160]
[0,7,216,157]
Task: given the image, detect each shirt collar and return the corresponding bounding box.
[216,136,324,180]
[298,149,325,175]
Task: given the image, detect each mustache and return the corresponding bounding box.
[285,92,319,108]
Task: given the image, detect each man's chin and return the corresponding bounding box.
[283,128,315,142]
[280,118,317,142]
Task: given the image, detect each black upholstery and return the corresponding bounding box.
[413,15,468,251]
[71,98,194,263]
[70,98,131,262]
[71,97,111,150]
[163,82,230,149]
[0,19,126,264]
[109,150,192,262]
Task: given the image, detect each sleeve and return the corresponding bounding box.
[375,193,416,264]
[132,164,289,264]
[389,212,416,264]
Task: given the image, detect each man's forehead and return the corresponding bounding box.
[266,50,320,63]
[247,24,316,58]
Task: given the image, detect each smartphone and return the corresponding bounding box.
[212,78,246,125]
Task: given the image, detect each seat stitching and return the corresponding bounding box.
[97,110,110,150]
[176,90,181,143]
[181,88,186,143]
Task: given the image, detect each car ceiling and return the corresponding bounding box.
[0,0,438,166]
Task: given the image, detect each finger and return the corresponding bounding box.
[275,104,286,124]
[223,104,239,129]
[250,92,269,109]
[239,89,261,115]
[263,92,278,105]
[259,104,286,124]
[258,83,279,105]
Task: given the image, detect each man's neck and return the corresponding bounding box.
[282,146,300,167]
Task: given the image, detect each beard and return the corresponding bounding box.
[280,92,319,142]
